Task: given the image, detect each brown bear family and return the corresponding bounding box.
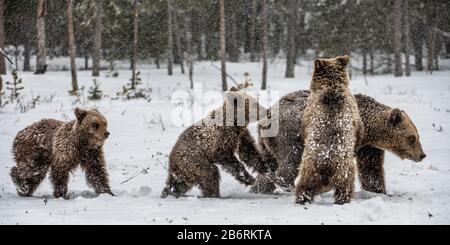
[254,63,427,200]
[9,56,426,205]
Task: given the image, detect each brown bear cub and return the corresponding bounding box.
[295,56,363,205]
[10,108,114,199]
[161,88,268,198]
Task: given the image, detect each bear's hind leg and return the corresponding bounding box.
[197,164,221,198]
[10,163,49,197]
[172,179,193,198]
[161,174,193,198]
[295,176,320,205]
[333,161,355,205]
[295,161,321,205]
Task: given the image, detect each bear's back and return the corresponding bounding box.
[13,119,65,162]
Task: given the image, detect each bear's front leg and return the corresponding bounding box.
[250,172,276,194]
[82,157,114,196]
[50,167,70,199]
[237,129,273,174]
[295,159,322,205]
[216,152,255,186]
[356,146,386,194]
[275,153,302,190]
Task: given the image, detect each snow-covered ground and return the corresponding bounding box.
[0,60,449,224]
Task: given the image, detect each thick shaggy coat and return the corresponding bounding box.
[10,108,114,199]
[162,88,270,198]
[295,55,363,205]
[254,91,426,195]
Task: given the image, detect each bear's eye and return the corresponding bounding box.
[92,123,100,130]
[408,136,416,146]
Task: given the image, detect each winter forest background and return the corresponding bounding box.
[0,0,449,90]
[0,0,450,225]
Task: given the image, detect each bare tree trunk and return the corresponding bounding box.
[426,27,435,74]
[434,35,440,71]
[294,13,306,64]
[362,52,367,75]
[0,75,2,99]
[403,0,411,76]
[434,53,439,71]
[173,2,185,74]
[414,39,424,71]
[413,21,424,71]
[393,0,403,77]
[0,0,6,75]
[386,52,393,74]
[155,56,160,69]
[185,2,194,89]
[0,74,3,106]
[23,42,31,71]
[369,52,374,75]
[219,0,227,91]
[167,0,174,76]
[67,0,78,94]
[35,0,47,74]
[285,1,297,78]
[198,35,205,60]
[228,10,239,63]
[131,0,139,89]
[14,44,18,68]
[92,0,103,77]
[130,55,134,70]
[249,0,257,62]
[84,52,89,70]
[261,0,268,90]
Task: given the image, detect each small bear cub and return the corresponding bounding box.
[10,108,114,199]
[295,55,363,205]
[162,87,267,198]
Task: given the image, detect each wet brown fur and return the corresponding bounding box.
[295,56,363,205]
[161,89,269,198]
[255,87,426,196]
[10,108,113,199]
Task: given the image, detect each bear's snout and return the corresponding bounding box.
[104,131,110,138]
[419,153,426,161]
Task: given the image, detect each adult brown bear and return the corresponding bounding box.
[252,90,426,195]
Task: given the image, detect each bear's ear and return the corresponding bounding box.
[225,88,243,101]
[229,86,239,92]
[75,108,88,123]
[314,59,325,71]
[389,108,402,126]
[210,110,216,120]
[337,55,350,67]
